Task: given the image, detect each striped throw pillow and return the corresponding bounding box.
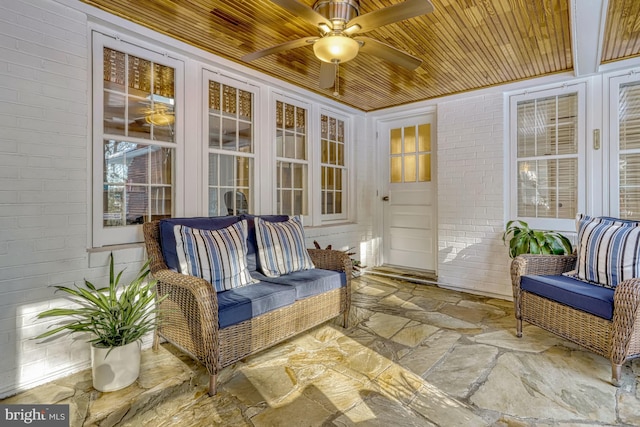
[573,214,640,288]
[255,216,315,278]
[174,220,257,292]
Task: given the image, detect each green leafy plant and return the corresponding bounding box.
[35,253,165,349]
[502,220,573,259]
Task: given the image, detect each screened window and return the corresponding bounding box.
[275,101,307,216]
[206,78,255,216]
[617,81,640,220]
[320,114,349,217]
[514,93,579,220]
[93,33,182,246]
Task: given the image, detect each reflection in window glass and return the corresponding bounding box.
[102,140,172,226]
[321,114,347,215]
[276,101,308,215]
[102,47,176,229]
[207,79,254,216]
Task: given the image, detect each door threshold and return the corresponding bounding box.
[366,265,438,285]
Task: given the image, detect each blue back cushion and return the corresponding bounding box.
[521,274,615,320]
[160,216,241,271]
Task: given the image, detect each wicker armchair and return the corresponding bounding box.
[143,220,351,395]
[511,254,640,385]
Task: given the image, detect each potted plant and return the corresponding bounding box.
[34,253,165,392]
[502,219,573,259]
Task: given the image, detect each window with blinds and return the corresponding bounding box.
[515,93,578,219]
[206,78,255,216]
[618,81,640,220]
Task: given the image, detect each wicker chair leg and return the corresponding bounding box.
[611,362,622,387]
[516,318,522,338]
[208,374,217,396]
[152,329,159,351]
[343,311,349,328]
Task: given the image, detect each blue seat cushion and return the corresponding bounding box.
[159,216,241,271]
[217,282,297,328]
[252,268,346,300]
[521,274,615,320]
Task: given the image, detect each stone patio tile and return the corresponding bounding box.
[375,363,425,403]
[470,326,568,353]
[398,329,461,377]
[390,321,439,347]
[425,343,498,399]
[379,291,415,307]
[333,392,436,426]
[362,312,411,339]
[470,350,617,422]
[409,382,491,427]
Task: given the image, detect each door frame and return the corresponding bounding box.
[375,109,438,272]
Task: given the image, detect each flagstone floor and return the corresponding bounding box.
[4,274,640,426]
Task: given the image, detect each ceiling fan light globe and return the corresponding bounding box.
[313,35,359,63]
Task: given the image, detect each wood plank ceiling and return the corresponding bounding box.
[81,0,640,112]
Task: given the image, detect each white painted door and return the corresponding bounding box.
[380,115,436,271]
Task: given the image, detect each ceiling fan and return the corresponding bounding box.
[241,0,435,91]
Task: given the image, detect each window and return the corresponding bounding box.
[320,114,349,218]
[389,123,431,183]
[275,100,308,216]
[509,85,585,230]
[609,74,640,220]
[92,33,183,246]
[205,74,256,216]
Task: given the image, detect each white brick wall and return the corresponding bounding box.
[0,0,376,398]
[0,0,102,398]
[436,93,512,298]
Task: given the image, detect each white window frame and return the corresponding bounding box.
[318,109,350,222]
[91,31,184,247]
[272,94,311,224]
[202,70,259,217]
[608,71,640,219]
[508,82,587,232]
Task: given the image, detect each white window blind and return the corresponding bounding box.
[618,81,640,220]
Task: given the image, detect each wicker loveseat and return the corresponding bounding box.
[511,215,640,385]
[143,214,351,396]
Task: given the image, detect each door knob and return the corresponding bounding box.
[382,196,389,201]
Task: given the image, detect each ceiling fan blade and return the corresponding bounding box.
[355,36,422,70]
[268,0,332,29]
[241,37,318,62]
[319,61,336,89]
[346,0,434,34]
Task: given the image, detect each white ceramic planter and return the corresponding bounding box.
[91,341,141,392]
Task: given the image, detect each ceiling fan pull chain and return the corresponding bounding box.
[333,62,339,97]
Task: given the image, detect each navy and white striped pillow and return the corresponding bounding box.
[174,220,257,292]
[573,214,640,288]
[255,216,315,278]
